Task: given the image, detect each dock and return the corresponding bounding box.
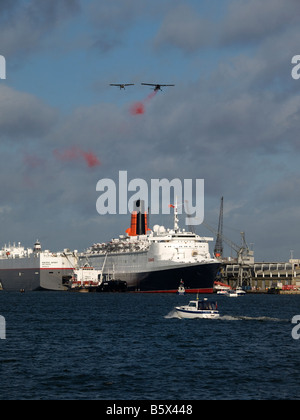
[216,259,300,294]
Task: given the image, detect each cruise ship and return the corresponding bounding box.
[0,240,77,292]
[81,201,220,293]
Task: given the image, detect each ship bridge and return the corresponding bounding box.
[147,225,215,264]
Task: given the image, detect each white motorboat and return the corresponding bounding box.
[217,289,230,295]
[236,287,246,295]
[175,297,220,319]
[225,290,238,297]
[225,287,246,297]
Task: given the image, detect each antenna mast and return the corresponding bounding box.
[174,196,179,232]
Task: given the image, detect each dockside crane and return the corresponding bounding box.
[203,221,254,287]
[202,197,254,288]
[214,197,224,258]
[203,221,253,265]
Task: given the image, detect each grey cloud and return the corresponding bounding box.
[153,4,213,53]
[86,0,149,52]
[221,0,300,46]
[0,0,80,56]
[85,0,175,53]
[154,0,300,52]
[0,85,57,140]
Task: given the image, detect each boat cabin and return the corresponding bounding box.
[188,299,218,311]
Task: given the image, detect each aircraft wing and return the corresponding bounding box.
[141,83,175,87]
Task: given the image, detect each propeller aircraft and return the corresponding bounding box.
[141,83,175,91]
[110,84,135,90]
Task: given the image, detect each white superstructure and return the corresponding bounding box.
[82,203,220,293]
[0,240,78,291]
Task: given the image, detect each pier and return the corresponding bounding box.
[207,197,300,294]
[216,259,300,293]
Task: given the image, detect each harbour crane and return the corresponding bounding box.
[202,196,254,289]
[214,196,224,258]
[203,221,254,288]
[203,221,253,265]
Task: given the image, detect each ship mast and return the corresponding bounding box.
[174,196,179,232]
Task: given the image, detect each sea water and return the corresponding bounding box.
[0,292,299,400]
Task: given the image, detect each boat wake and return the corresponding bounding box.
[164,309,181,319]
[165,311,289,322]
[219,315,290,322]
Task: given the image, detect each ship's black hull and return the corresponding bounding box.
[125,262,220,293]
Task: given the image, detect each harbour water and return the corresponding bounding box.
[0,292,300,400]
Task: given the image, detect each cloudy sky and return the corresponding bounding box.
[0,0,300,262]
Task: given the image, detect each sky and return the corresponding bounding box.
[0,0,300,262]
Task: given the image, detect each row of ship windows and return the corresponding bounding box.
[18,271,59,276]
[226,265,293,272]
[157,244,204,248]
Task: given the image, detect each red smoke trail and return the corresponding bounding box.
[22,153,47,188]
[23,154,45,169]
[130,90,157,115]
[81,151,101,168]
[53,146,101,168]
[130,102,145,115]
[145,91,157,102]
